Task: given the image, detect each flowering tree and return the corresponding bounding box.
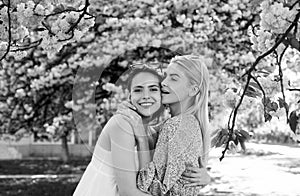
[0,0,299,162]
[217,0,300,160]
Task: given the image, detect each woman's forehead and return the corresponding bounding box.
[131,72,160,87]
[131,81,160,88]
[166,63,185,76]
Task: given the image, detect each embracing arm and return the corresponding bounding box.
[137,115,207,194]
[109,115,151,196]
[135,132,153,170]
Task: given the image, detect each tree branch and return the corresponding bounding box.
[290,0,300,10]
[275,45,289,123]
[0,1,12,66]
[12,39,43,52]
[66,0,90,34]
[220,11,300,161]
[241,11,300,78]
[288,88,300,91]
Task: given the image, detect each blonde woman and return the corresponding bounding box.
[120,55,211,195]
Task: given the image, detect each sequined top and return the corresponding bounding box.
[137,114,203,196]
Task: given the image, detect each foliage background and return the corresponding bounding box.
[0,0,299,161]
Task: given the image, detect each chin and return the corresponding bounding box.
[162,98,176,105]
[138,108,160,118]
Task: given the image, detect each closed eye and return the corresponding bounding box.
[171,77,178,81]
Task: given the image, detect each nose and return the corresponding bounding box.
[161,78,167,87]
[142,89,150,99]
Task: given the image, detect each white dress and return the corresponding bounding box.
[73,144,120,196]
[73,142,139,196]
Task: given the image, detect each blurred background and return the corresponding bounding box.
[0,0,300,195]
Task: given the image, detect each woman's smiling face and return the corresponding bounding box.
[161,62,191,105]
[130,72,162,117]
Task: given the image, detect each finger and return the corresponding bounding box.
[124,101,136,110]
[185,166,205,173]
[184,182,207,187]
[119,109,137,121]
[180,176,199,183]
[198,157,204,168]
[116,108,126,115]
[181,171,198,178]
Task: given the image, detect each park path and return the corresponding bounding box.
[0,142,299,196]
[200,143,300,196]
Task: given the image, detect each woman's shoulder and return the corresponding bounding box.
[162,114,199,136]
[167,113,198,126]
[103,114,133,134]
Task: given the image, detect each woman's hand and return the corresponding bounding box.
[181,157,211,187]
[116,102,147,142]
[116,100,137,112]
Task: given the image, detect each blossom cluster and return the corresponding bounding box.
[249,1,299,53]
[0,0,95,59]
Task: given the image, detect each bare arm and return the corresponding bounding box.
[135,135,152,170]
[109,115,151,196]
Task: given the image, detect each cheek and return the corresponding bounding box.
[152,92,161,101]
[130,94,139,105]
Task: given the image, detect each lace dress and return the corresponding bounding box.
[73,115,140,196]
[137,114,203,196]
[72,143,120,196]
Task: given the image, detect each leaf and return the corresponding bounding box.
[249,81,261,91]
[287,35,300,51]
[264,112,272,122]
[238,129,251,140]
[53,4,65,13]
[245,86,261,98]
[234,137,239,145]
[211,129,229,148]
[262,97,271,105]
[257,69,271,76]
[263,97,278,112]
[270,102,278,111]
[278,97,289,113]
[239,139,246,151]
[289,111,299,133]
[65,6,77,11]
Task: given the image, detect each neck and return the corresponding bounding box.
[169,97,194,117]
[142,115,154,127]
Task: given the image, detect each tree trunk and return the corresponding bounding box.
[61,135,70,163]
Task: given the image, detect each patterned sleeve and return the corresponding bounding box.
[137,162,166,195]
[163,115,199,190]
[137,115,200,195]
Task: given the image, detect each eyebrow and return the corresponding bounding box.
[132,84,160,89]
[169,73,180,78]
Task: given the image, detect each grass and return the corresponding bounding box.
[0,158,90,175]
[0,158,90,196]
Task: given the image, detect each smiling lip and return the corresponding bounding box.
[138,102,154,106]
[161,89,170,94]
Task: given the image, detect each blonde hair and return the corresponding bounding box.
[170,55,210,166]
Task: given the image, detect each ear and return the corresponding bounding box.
[188,85,199,97]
